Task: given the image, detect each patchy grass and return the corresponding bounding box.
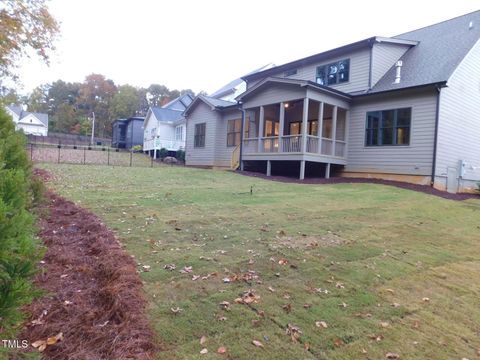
[40,164,480,359]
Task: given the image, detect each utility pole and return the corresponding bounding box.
[90,112,95,146]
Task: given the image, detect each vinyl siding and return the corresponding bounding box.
[436,38,480,189]
[185,102,219,166]
[346,88,437,175]
[371,43,411,87]
[242,84,306,109]
[247,48,371,94]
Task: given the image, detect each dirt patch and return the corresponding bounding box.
[239,171,479,201]
[19,173,156,359]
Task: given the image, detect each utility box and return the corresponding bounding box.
[458,159,466,178]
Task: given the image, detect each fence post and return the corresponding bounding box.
[107,147,110,166]
[57,146,61,164]
[30,143,33,161]
[130,150,133,167]
[151,153,153,168]
[83,147,86,164]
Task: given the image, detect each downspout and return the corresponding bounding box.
[238,102,245,171]
[431,85,442,186]
[368,40,374,89]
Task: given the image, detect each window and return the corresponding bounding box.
[316,59,350,85]
[151,128,156,137]
[284,69,298,77]
[227,119,241,147]
[194,123,206,148]
[175,125,183,141]
[365,108,411,146]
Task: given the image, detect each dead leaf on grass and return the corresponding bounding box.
[217,346,227,354]
[380,321,389,328]
[422,297,430,302]
[386,353,400,359]
[170,307,182,315]
[268,286,275,292]
[200,348,208,354]
[282,303,292,313]
[252,340,264,348]
[31,340,47,352]
[278,258,288,265]
[200,335,207,345]
[219,301,231,310]
[333,338,344,347]
[315,321,328,328]
[286,324,302,343]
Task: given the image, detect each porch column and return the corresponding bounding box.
[331,105,338,156]
[317,102,324,154]
[279,102,285,152]
[266,160,271,176]
[153,139,157,159]
[301,98,309,153]
[258,106,265,152]
[300,160,306,180]
[325,163,331,179]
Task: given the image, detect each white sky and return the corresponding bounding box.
[15,0,479,96]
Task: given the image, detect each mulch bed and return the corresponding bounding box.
[18,169,156,359]
[239,170,479,201]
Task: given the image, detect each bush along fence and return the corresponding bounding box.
[0,108,42,355]
[27,143,186,168]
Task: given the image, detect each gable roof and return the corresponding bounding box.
[6,105,49,127]
[183,95,237,116]
[370,10,480,93]
[236,77,352,102]
[151,107,184,122]
[209,64,275,99]
[162,93,194,111]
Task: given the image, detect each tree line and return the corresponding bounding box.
[2,74,199,138]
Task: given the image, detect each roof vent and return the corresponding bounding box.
[469,21,474,30]
[394,61,403,84]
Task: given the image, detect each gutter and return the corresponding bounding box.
[238,104,245,171]
[431,85,442,186]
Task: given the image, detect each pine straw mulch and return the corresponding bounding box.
[18,169,157,359]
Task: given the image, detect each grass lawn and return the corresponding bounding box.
[39,164,480,359]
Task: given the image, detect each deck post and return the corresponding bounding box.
[332,105,338,156]
[325,163,331,179]
[258,106,265,152]
[301,98,309,153]
[299,160,306,180]
[240,160,244,171]
[279,102,285,152]
[266,160,271,176]
[317,102,324,154]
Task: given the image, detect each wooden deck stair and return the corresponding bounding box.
[231,144,240,170]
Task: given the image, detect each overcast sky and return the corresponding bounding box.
[15,0,479,96]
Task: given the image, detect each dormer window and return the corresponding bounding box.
[316,59,350,85]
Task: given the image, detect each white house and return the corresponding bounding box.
[143,94,193,157]
[5,105,48,136]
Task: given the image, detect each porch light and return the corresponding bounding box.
[284,103,289,109]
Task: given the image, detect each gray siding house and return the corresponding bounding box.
[185,11,480,193]
[112,117,145,149]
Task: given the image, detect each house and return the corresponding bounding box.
[112,116,145,149]
[142,93,193,157]
[5,105,48,136]
[184,11,480,193]
[183,66,274,168]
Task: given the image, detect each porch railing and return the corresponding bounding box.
[281,135,302,152]
[242,135,346,158]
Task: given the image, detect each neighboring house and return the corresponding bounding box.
[112,116,145,149]
[185,11,480,193]
[5,105,48,136]
[142,93,193,157]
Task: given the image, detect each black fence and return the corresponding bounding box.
[28,143,160,168]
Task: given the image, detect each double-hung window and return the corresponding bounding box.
[194,123,206,148]
[365,108,411,146]
[175,125,183,141]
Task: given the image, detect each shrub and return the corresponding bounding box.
[131,145,142,152]
[176,150,185,162]
[158,148,168,159]
[0,108,41,343]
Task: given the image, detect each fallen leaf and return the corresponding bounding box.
[391,302,401,307]
[31,340,47,351]
[338,302,348,308]
[304,342,310,351]
[386,288,395,294]
[286,324,302,343]
[219,301,231,310]
[361,348,368,354]
[217,316,227,321]
[200,335,207,345]
[335,282,345,289]
[252,340,264,348]
[334,338,344,347]
[386,353,400,359]
[170,307,182,315]
[142,265,151,271]
[200,348,208,355]
[282,303,292,313]
[164,264,176,271]
[303,303,311,309]
[315,321,328,328]
[278,258,288,265]
[192,275,200,281]
[217,346,227,354]
[46,332,63,345]
[422,297,430,302]
[380,321,389,328]
[179,266,192,273]
[268,286,275,292]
